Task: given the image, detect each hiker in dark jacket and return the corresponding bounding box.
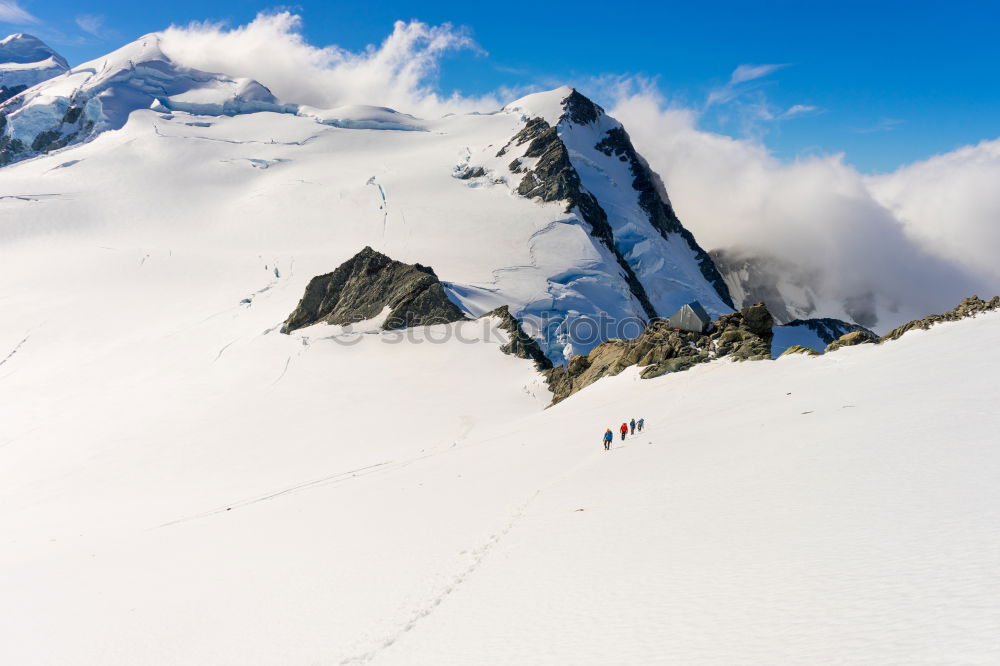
[629,418,636,435]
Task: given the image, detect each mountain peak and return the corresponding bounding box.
[561,88,604,125]
[0,33,69,101]
[0,33,69,70]
[503,86,573,124]
[503,86,605,127]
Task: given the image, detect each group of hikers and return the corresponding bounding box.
[602,418,645,450]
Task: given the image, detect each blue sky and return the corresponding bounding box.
[3,0,999,172]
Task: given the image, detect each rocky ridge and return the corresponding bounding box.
[785,295,1000,357]
[880,296,1000,342]
[501,89,734,320]
[546,302,773,403]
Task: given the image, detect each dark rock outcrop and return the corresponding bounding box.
[563,89,601,125]
[709,303,774,361]
[454,165,486,180]
[0,84,26,105]
[546,302,774,404]
[880,296,1000,343]
[281,247,467,334]
[824,329,879,353]
[480,305,552,371]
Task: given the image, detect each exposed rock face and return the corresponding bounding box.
[546,302,774,404]
[594,124,733,309]
[504,114,659,320]
[0,84,26,105]
[709,303,774,361]
[281,247,467,334]
[824,329,879,353]
[500,88,734,322]
[880,296,1000,343]
[480,306,552,371]
[779,345,820,358]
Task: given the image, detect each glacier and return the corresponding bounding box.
[2,30,998,666]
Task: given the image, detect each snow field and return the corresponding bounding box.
[2,287,999,663]
[2,75,998,665]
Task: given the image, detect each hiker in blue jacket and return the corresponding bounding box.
[629,418,636,435]
[603,428,613,451]
[637,417,645,432]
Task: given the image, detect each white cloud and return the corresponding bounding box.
[867,138,1000,282]
[707,63,785,107]
[0,0,38,24]
[159,12,501,117]
[76,14,111,39]
[730,63,786,85]
[781,104,818,119]
[604,86,992,329]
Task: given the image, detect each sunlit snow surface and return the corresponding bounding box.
[0,90,729,360]
[2,278,999,664]
[2,89,999,664]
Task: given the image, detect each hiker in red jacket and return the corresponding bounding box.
[619,422,628,441]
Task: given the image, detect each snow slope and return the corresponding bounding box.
[2,284,998,663]
[0,68,731,360]
[3,34,998,665]
[0,33,68,90]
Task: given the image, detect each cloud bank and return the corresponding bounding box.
[605,85,997,329]
[160,12,500,118]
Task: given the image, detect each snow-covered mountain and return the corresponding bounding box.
[0,34,293,164]
[0,32,734,361]
[0,34,68,102]
[3,31,999,665]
